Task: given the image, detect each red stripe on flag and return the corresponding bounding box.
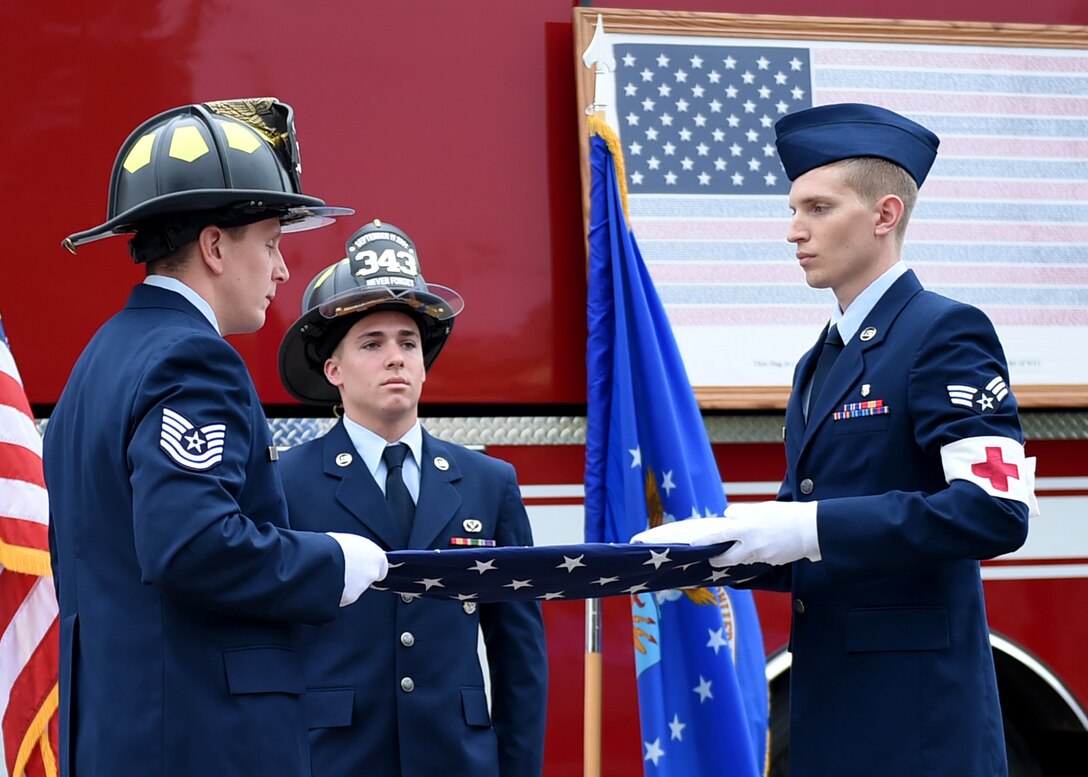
[0,519,50,557]
[663,306,1088,327]
[0,372,32,420]
[909,221,1088,243]
[816,90,1088,117]
[634,220,789,241]
[813,47,1088,74]
[3,615,59,777]
[1,322,59,777]
[0,443,47,489]
[0,568,37,630]
[647,262,1088,286]
[634,218,1088,244]
[921,178,1088,201]
[938,135,1088,159]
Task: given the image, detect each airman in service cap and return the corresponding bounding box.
[774,103,940,185]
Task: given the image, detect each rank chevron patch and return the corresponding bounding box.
[159,407,226,470]
[947,375,1009,414]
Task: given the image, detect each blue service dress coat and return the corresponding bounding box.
[43,284,347,777]
[740,270,1031,776]
[280,421,548,777]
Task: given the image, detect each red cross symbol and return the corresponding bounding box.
[971,446,1019,492]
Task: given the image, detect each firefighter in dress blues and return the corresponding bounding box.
[635,104,1038,776]
[44,99,388,777]
[278,220,548,777]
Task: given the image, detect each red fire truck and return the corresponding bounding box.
[6,1,1086,775]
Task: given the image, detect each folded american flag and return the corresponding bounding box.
[380,542,760,603]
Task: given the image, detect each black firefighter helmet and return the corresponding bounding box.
[62,97,352,262]
[278,219,465,405]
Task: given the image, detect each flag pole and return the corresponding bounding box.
[581,16,614,777]
[584,598,602,777]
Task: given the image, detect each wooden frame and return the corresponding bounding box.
[573,7,1088,409]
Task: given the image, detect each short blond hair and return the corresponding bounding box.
[834,157,919,242]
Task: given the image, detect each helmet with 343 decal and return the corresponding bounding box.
[62,97,352,262]
[278,219,465,404]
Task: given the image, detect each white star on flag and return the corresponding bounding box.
[383,543,758,603]
[644,549,672,569]
[669,714,686,741]
[707,627,728,654]
[558,555,586,572]
[693,675,714,702]
[644,738,666,766]
[617,42,805,195]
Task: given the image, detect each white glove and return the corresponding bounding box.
[632,517,733,545]
[327,532,389,606]
[631,501,821,568]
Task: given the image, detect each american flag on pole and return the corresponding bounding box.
[610,38,1088,389]
[0,315,59,777]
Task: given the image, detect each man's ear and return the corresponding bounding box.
[873,194,905,237]
[324,357,344,389]
[196,225,228,275]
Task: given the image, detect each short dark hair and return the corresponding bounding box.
[144,222,249,276]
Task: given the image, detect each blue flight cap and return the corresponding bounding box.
[774,103,940,186]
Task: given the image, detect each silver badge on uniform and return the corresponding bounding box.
[434,456,450,471]
[860,327,877,341]
[861,384,871,397]
[335,452,353,467]
[463,602,477,614]
[463,519,483,533]
[160,407,226,471]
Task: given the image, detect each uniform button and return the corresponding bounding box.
[400,631,415,647]
[400,677,415,693]
[799,478,814,495]
[400,594,414,604]
[793,598,805,614]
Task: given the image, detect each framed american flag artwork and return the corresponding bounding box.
[573,7,1088,409]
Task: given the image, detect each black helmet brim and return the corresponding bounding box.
[316,283,463,322]
[63,190,352,252]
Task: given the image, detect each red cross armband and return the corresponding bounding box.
[940,436,1040,518]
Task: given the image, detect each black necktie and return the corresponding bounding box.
[808,324,844,408]
[382,443,415,538]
